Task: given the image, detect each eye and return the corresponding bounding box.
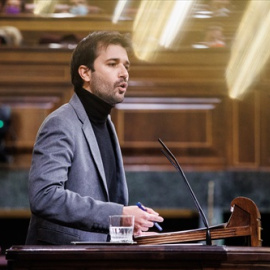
[108,62,117,67]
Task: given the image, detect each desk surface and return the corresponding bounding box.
[6,244,270,270]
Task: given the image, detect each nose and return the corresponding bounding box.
[119,64,129,81]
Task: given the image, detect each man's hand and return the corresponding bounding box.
[123,205,164,235]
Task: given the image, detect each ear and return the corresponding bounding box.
[78,65,91,82]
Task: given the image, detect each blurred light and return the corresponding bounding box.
[132,0,195,61]
[0,105,11,163]
[192,44,209,49]
[226,1,270,99]
[0,106,10,136]
[0,120,4,129]
[132,0,173,61]
[34,0,57,15]
[193,10,212,19]
[49,13,75,18]
[112,0,129,24]
[159,1,195,48]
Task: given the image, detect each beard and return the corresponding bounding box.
[90,73,126,106]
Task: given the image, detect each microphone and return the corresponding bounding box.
[158,138,212,246]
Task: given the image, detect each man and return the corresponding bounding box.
[26,31,163,245]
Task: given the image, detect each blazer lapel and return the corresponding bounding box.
[107,116,129,205]
[70,94,109,199]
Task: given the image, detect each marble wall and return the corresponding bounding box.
[1,168,269,221]
[0,169,270,246]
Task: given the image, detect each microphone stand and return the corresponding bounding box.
[158,138,212,246]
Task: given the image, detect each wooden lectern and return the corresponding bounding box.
[135,196,262,246]
[6,197,268,270]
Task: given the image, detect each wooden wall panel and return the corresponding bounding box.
[129,66,225,82]
[260,90,270,168]
[121,110,208,146]
[0,14,133,46]
[113,97,227,168]
[0,48,73,161]
[231,92,260,168]
[0,44,268,170]
[2,97,60,149]
[0,64,70,83]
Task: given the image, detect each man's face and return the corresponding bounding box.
[85,44,130,105]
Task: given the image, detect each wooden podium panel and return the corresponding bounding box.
[5,244,270,270]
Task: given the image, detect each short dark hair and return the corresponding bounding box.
[70,31,132,91]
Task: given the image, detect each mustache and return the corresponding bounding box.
[119,77,128,83]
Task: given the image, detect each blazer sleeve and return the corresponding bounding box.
[28,105,126,233]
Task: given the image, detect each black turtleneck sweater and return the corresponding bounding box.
[76,87,117,201]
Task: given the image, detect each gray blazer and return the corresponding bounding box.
[26,94,128,245]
